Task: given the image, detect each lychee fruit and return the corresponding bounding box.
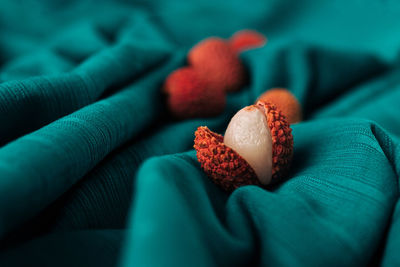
[188,37,246,92]
[257,88,302,124]
[164,67,225,119]
[229,30,267,53]
[194,101,293,192]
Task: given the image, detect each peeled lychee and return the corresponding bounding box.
[224,105,273,185]
[194,101,293,191]
[164,67,225,119]
[188,37,246,92]
[229,30,267,53]
[257,88,302,124]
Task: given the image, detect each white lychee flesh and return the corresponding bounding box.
[223,106,272,185]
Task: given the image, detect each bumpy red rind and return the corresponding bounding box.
[229,30,267,53]
[194,102,293,191]
[194,126,261,192]
[164,67,225,119]
[256,101,294,181]
[188,37,246,92]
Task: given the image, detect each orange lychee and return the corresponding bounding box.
[257,88,302,124]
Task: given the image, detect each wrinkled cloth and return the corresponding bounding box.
[0,0,400,266]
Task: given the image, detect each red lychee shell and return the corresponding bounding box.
[164,67,225,119]
[194,126,261,192]
[257,88,302,124]
[230,30,267,53]
[188,37,246,92]
[256,101,293,180]
[194,102,293,192]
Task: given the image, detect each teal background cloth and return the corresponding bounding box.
[0,0,400,266]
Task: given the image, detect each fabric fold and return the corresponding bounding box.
[0,51,182,238]
[1,0,400,266]
[121,119,400,266]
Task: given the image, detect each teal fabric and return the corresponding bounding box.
[0,0,400,266]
